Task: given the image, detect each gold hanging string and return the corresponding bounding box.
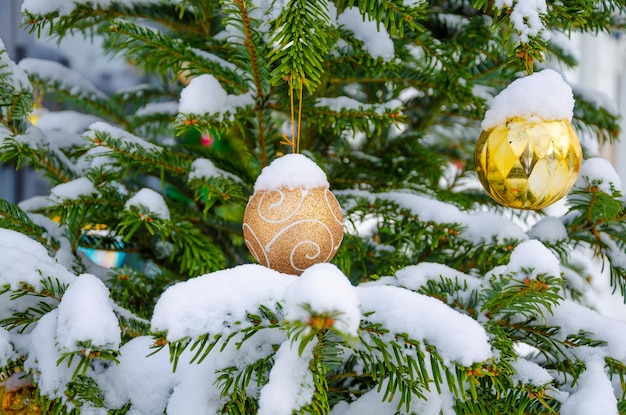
[296,83,303,153]
[280,76,304,154]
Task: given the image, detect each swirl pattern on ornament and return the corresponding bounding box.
[264,218,336,271]
[242,222,269,266]
[324,189,344,249]
[256,189,307,223]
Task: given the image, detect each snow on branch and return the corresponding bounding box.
[56,274,121,352]
[284,263,361,337]
[506,240,561,280]
[500,0,548,43]
[49,177,100,203]
[357,285,492,366]
[96,336,178,415]
[124,188,170,221]
[151,264,297,342]
[0,38,31,92]
[134,101,179,118]
[0,228,76,291]
[257,338,317,415]
[19,58,107,100]
[0,327,15,367]
[547,299,626,362]
[178,74,254,120]
[189,158,241,183]
[337,7,395,61]
[86,121,162,154]
[573,157,622,194]
[23,310,73,400]
[21,0,173,16]
[374,262,482,303]
[338,189,528,244]
[560,359,618,415]
[316,96,403,116]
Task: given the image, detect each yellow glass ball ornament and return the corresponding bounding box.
[474,69,583,210]
[474,117,582,210]
[243,154,344,275]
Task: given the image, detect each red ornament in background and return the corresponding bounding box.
[200,133,215,147]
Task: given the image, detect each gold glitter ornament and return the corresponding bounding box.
[0,382,40,415]
[474,117,582,210]
[243,186,344,275]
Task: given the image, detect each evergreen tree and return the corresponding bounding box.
[1,0,626,414]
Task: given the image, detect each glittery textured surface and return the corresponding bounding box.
[474,118,582,210]
[243,187,344,275]
[0,385,40,415]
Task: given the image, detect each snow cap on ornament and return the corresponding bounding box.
[243,154,344,275]
[475,69,582,210]
[253,153,329,192]
[481,69,574,130]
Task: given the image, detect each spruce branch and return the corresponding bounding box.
[22,66,126,128]
[106,19,248,90]
[0,136,74,184]
[65,375,107,410]
[338,0,426,37]
[268,0,332,93]
[0,198,59,251]
[224,0,273,165]
[22,2,205,39]
[86,128,189,177]
[0,299,56,333]
[57,341,120,380]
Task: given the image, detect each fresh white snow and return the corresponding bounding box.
[189,158,241,182]
[506,239,561,280]
[337,7,395,61]
[87,122,162,154]
[257,338,316,415]
[124,188,170,221]
[0,38,31,92]
[527,216,568,243]
[253,153,329,192]
[19,58,107,99]
[284,263,361,337]
[0,228,76,290]
[357,285,492,366]
[0,327,15,368]
[481,69,574,130]
[510,357,552,386]
[151,264,297,341]
[573,156,622,194]
[178,74,254,118]
[50,177,99,202]
[96,336,180,415]
[560,359,618,415]
[56,274,121,351]
[337,190,528,245]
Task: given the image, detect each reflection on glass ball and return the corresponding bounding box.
[474,117,582,210]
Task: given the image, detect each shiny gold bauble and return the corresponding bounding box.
[474,117,582,210]
[0,384,40,415]
[243,187,344,275]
